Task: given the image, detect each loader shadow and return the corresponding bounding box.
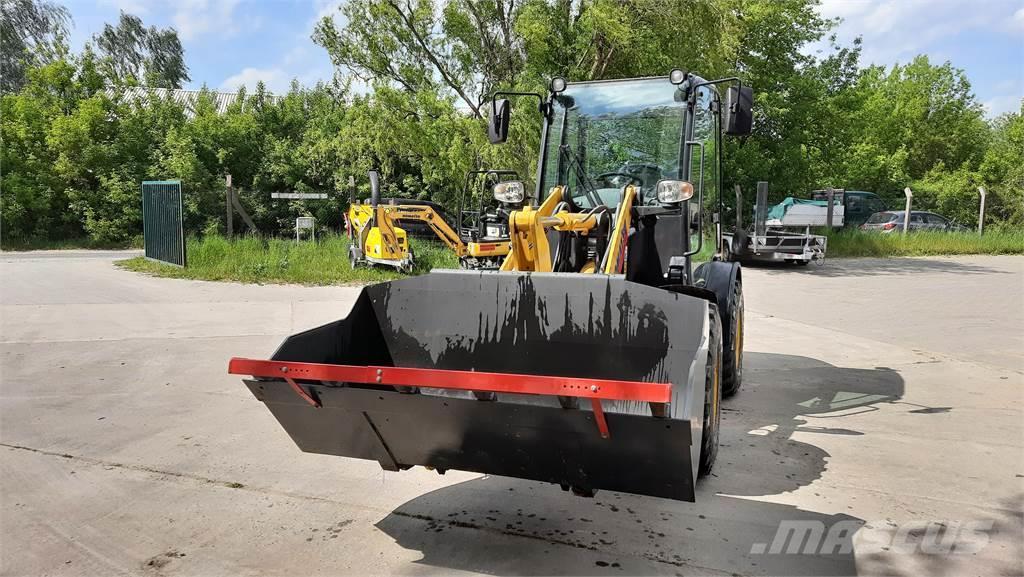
[374,353,916,576]
[743,257,1008,278]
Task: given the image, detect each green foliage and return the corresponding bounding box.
[92,11,189,88]
[0,0,71,93]
[2,0,1022,249]
[115,235,459,285]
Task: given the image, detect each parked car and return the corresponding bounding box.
[860,211,968,233]
[810,190,886,227]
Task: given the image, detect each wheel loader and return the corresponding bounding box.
[230,70,752,502]
[345,171,512,272]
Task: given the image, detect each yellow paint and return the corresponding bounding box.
[501,187,565,272]
[602,185,637,274]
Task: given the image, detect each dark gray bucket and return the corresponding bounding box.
[245,270,710,501]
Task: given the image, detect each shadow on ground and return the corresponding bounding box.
[741,257,1009,278]
[371,352,942,576]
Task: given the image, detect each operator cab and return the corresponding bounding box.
[543,78,690,211]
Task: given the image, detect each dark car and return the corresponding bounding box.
[860,211,967,233]
[810,190,886,227]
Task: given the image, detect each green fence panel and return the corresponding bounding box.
[142,180,186,267]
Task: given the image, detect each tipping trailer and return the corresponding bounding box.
[722,182,829,265]
[229,71,753,502]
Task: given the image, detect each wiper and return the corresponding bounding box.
[558,144,602,208]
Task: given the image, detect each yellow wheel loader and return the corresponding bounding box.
[345,171,512,272]
[231,70,753,501]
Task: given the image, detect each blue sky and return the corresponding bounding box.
[65,0,1023,116]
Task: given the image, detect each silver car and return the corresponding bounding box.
[860,211,967,233]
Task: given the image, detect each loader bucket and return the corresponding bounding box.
[231,270,711,501]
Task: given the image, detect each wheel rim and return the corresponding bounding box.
[734,295,744,379]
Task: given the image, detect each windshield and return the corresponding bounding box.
[541,77,687,208]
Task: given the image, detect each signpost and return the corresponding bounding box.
[271,192,329,200]
[296,217,315,241]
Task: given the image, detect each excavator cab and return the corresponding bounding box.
[233,71,754,502]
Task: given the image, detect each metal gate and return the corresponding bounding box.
[142,180,186,267]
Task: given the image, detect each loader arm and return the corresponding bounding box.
[500,184,637,274]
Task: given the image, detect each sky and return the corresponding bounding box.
[65,0,1024,117]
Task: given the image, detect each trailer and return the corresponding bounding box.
[722,182,829,265]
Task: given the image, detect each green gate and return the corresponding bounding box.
[142,180,186,267]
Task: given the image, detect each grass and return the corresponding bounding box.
[1,236,143,251]
[116,234,459,285]
[114,229,1022,285]
[823,229,1024,258]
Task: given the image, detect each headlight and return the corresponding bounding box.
[656,180,695,204]
[493,181,525,204]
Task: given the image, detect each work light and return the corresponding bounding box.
[493,181,525,204]
[657,180,695,204]
[550,77,567,94]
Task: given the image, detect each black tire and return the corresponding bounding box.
[698,304,723,478]
[797,260,810,266]
[721,277,744,398]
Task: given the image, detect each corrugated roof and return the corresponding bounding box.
[107,87,282,117]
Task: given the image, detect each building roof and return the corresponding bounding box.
[108,87,282,117]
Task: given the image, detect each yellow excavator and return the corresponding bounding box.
[232,70,753,502]
[345,171,512,272]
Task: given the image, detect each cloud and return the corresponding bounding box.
[1013,7,1024,32]
[983,94,1024,117]
[311,0,343,25]
[172,0,243,41]
[819,0,1020,65]
[98,0,150,16]
[220,67,290,93]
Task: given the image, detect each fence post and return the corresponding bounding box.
[734,184,742,230]
[903,187,913,235]
[826,188,835,228]
[977,186,986,236]
[225,174,234,237]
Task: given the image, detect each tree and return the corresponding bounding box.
[92,11,189,88]
[516,0,736,82]
[0,0,71,93]
[315,0,528,118]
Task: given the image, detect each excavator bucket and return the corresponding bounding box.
[230,270,711,501]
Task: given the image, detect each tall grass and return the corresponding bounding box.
[117,229,1022,285]
[117,234,459,285]
[824,229,1024,257]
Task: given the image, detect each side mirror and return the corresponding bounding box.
[487,98,510,144]
[724,85,753,136]
[368,170,380,208]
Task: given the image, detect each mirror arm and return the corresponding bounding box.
[491,91,550,118]
[690,76,743,111]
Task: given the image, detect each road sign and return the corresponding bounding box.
[296,216,316,241]
[272,192,329,200]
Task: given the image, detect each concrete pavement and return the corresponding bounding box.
[1,251,1021,576]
